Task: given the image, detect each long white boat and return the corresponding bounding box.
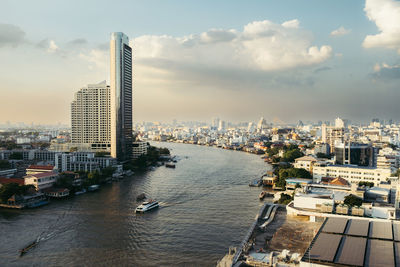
[135,200,159,213]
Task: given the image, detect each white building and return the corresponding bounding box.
[313,163,393,185]
[24,172,58,191]
[55,152,116,172]
[294,156,317,173]
[132,142,148,159]
[71,81,111,152]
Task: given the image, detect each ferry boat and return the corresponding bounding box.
[135,200,159,213]
[88,185,100,192]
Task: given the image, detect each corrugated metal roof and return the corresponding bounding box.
[346,219,370,237]
[322,217,348,234]
[335,236,367,266]
[309,233,342,262]
[369,221,393,240]
[393,221,400,242]
[365,239,394,267]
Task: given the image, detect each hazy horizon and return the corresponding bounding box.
[1,0,400,125]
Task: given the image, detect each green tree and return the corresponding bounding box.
[358,181,374,187]
[343,194,363,207]
[278,193,293,205]
[279,168,312,179]
[0,183,34,203]
[281,149,303,162]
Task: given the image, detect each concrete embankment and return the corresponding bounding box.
[217,203,279,267]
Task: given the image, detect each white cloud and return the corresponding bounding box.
[371,62,400,80]
[330,26,351,37]
[132,19,332,73]
[79,49,108,69]
[47,40,59,53]
[363,0,400,54]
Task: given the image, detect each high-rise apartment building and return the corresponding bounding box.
[110,32,133,161]
[71,81,111,151]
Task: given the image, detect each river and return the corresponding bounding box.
[0,142,272,266]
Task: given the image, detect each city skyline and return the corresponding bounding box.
[1,0,400,124]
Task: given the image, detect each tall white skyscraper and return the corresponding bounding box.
[110,32,133,161]
[71,81,111,151]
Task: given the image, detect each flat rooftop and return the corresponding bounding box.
[302,218,400,266]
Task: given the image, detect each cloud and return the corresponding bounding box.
[0,23,26,47]
[79,49,108,69]
[314,66,331,73]
[67,38,88,46]
[133,19,332,74]
[363,0,400,54]
[330,26,351,37]
[47,40,59,53]
[371,62,400,80]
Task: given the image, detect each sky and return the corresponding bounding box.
[0,0,400,125]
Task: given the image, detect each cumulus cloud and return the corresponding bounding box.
[47,40,59,53]
[363,0,400,53]
[330,26,351,37]
[133,19,332,73]
[0,23,26,47]
[371,62,400,80]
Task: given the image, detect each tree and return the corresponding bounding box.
[358,181,374,187]
[281,149,303,162]
[278,193,293,205]
[279,168,312,179]
[343,194,363,207]
[0,183,35,203]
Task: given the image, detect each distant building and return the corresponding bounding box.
[321,124,344,153]
[313,163,392,185]
[26,165,55,175]
[132,142,148,159]
[334,142,375,167]
[55,152,116,172]
[294,156,317,173]
[71,81,111,152]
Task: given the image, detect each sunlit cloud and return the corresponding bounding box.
[363,0,400,54]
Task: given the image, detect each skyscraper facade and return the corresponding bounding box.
[71,81,111,151]
[110,32,133,161]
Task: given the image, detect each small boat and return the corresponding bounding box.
[165,163,176,168]
[249,179,262,187]
[75,189,87,195]
[136,193,146,201]
[19,240,37,257]
[88,185,100,192]
[259,191,266,200]
[135,200,159,213]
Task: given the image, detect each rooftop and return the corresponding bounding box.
[302,217,400,266]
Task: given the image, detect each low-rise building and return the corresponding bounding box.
[313,163,393,185]
[24,172,58,191]
[294,156,317,173]
[132,142,148,159]
[26,165,55,175]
